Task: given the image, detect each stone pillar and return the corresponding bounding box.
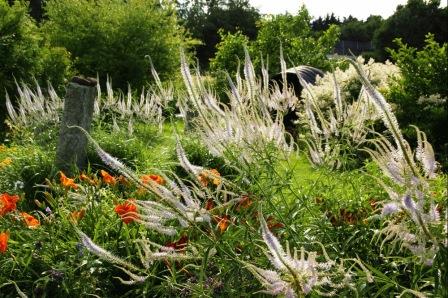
[55,77,97,175]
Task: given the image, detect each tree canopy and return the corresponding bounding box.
[177,0,260,68]
[373,0,447,60]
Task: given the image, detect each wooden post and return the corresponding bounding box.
[55,77,97,175]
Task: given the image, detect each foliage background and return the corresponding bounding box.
[43,0,191,91]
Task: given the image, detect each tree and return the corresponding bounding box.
[252,7,340,73]
[0,0,71,138]
[5,0,43,21]
[29,0,43,22]
[44,0,191,91]
[311,13,340,32]
[210,30,249,73]
[374,0,447,60]
[340,15,383,42]
[177,0,260,69]
[387,34,448,167]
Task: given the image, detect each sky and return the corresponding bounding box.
[248,0,418,20]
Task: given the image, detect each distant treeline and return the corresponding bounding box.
[178,0,447,65]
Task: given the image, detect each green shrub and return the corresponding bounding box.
[0,145,55,209]
[210,30,249,74]
[373,0,447,61]
[43,0,191,91]
[387,34,448,168]
[252,8,340,73]
[0,1,71,138]
[210,7,340,77]
[209,30,249,101]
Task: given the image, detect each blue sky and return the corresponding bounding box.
[248,0,435,20]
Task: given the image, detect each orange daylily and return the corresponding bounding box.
[59,171,78,189]
[141,174,166,186]
[266,216,284,230]
[138,174,165,195]
[165,235,188,251]
[236,195,253,211]
[70,209,86,223]
[79,173,98,186]
[216,215,230,232]
[0,193,19,216]
[21,212,40,229]
[369,199,378,210]
[197,169,221,187]
[117,175,130,186]
[0,232,8,254]
[205,199,215,210]
[115,199,138,224]
[100,170,116,186]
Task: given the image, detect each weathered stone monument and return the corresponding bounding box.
[55,76,97,175]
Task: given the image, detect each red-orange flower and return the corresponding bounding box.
[0,232,9,254]
[0,193,19,216]
[141,174,166,186]
[59,171,78,189]
[117,175,130,186]
[21,212,40,229]
[79,173,98,186]
[165,235,188,251]
[205,199,215,210]
[115,199,138,224]
[266,216,284,230]
[100,170,116,186]
[216,215,230,232]
[236,195,253,211]
[197,169,221,187]
[70,209,86,223]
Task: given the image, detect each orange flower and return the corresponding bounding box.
[209,169,221,186]
[165,235,188,251]
[205,199,215,210]
[70,209,86,223]
[100,170,116,186]
[0,232,9,254]
[236,195,253,211]
[141,174,166,186]
[0,193,19,216]
[21,212,40,229]
[369,199,378,210]
[197,172,208,187]
[217,215,230,232]
[59,171,78,189]
[79,173,98,186]
[266,216,284,230]
[117,175,130,186]
[197,169,221,187]
[115,199,138,224]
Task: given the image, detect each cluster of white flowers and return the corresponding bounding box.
[6,68,171,132]
[245,215,370,297]
[95,74,170,133]
[178,49,295,165]
[349,60,442,265]
[305,57,399,108]
[6,81,63,127]
[298,57,398,169]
